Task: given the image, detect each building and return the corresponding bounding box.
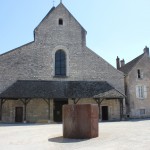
[0,3,125,123]
[117,46,150,118]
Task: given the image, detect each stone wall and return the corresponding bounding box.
[73,98,121,121]
[126,54,150,118]
[2,98,120,123]
[0,4,125,122]
[2,99,49,123]
[0,3,124,95]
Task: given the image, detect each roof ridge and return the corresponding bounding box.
[123,53,143,67]
[119,53,144,74]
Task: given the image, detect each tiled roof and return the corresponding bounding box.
[94,89,124,99]
[0,80,124,99]
[119,54,144,74]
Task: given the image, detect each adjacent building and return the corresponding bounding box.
[0,3,125,123]
[117,46,150,119]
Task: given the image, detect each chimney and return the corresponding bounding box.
[120,59,125,67]
[116,56,120,69]
[143,46,149,55]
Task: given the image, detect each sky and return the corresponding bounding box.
[0,0,150,67]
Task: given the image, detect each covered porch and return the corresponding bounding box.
[0,80,125,123]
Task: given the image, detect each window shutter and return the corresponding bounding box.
[136,86,139,98]
[141,72,144,79]
[144,86,147,98]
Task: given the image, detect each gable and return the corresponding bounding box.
[34,3,87,45]
[35,3,86,32]
[128,54,150,77]
[0,3,125,96]
[119,54,144,74]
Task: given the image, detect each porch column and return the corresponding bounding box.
[94,98,104,121]
[24,101,27,122]
[72,98,80,104]
[0,100,2,121]
[0,99,6,121]
[120,99,123,120]
[98,100,101,120]
[20,99,31,123]
[123,98,126,118]
[48,99,50,122]
[43,99,52,123]
[50,99,54,122]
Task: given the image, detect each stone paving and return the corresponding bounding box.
[0,119,150,150]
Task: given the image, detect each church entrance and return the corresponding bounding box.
[15,107,23,123]
[53,99,68,122]
[102,106,108,121]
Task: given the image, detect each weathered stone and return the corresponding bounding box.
[120,53,150,118]
[0,3,125,123]
[63,104,99,139]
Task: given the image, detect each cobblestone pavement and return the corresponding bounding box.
[0,119,150,150]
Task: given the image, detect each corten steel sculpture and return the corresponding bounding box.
[63,104,99,139]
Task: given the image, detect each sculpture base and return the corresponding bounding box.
[63,104,99,139]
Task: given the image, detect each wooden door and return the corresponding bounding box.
[54,99,68,122]
[15,107,23,123]
[102,106,108,121]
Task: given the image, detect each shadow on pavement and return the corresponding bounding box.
[48,136,89,143]
[0,123,49,127]
[128,118,150,122]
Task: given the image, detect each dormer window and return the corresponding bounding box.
[137,69,143,79]
[59,18,63,25]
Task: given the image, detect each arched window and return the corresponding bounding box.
[55,50,66,76]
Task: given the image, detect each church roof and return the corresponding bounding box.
[0,80,124,99]
[119,54,144,74]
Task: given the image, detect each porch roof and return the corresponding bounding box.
[0,80,125,99]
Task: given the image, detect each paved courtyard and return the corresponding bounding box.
[0,119,150,150]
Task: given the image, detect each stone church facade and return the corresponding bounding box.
[0,3,125,123]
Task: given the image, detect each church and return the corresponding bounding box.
[0,2,125,123]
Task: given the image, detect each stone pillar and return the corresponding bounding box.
[50,99,54,123]
[0,100,2,121]
[123,98,126,119]
[47,99,51,123]
[24,102,27,123]
[20,99,31,123]
[0,99,6,122]
[119,99,123,120]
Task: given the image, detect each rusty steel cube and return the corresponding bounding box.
[63,104,99,139]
